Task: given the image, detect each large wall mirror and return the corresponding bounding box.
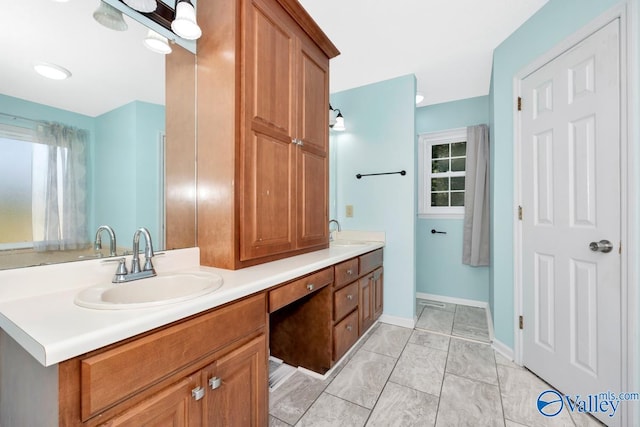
[0,0,196,270]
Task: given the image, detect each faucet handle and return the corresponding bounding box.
[104,258,128,283]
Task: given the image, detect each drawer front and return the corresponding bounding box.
[333,310,359,361]
[269,267,334,312]
[334,281,358,322]
[359,249,383,276]
[80,293,266,421]
[334,258,359,289]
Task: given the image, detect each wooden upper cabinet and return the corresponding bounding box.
[188,0,338,268]
[242,0,330,259]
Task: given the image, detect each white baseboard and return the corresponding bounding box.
[485,304,495,342]
[378,314,415,329]
[416,292,489,309]
[492,338,515,362]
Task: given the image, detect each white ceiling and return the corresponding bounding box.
[0,0,548,117]
[0,0,165,118]
[299,0,549,106]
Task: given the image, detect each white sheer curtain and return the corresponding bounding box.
[32,122,88,251]
[462,124,490,266]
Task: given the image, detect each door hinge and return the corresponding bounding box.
[518,205,523,221]
[517,97,522,111]
[519,315,524,330]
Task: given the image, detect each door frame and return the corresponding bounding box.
[512,3,637,426]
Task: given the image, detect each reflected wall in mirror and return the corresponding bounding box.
[0,0,195,270]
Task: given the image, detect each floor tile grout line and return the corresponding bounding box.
[491,346,508,427]
[360,329,414,425]
[433,330,453,427]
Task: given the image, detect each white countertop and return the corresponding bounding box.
[0,239,383,367]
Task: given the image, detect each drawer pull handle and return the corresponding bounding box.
[192,386,205,401]
[347,294,353,301]
[346,269,353,275]
[209,376,222,390]
[346,325,353,332]
[307,284,315,291]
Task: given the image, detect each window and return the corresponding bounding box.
[418,128,467,218]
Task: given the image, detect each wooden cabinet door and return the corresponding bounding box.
[359,275,374,334]
[104,376,199,427]
[295,32,329,249]
[373,267,384,320]
[241,0,297,261]
[202,335,267,427]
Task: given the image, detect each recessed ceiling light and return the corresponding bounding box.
[34,63,72,80]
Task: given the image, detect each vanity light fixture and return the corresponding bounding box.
[34,63,72,80]
[123,0,158,13]
[93,1,128,31]
[329,104,345,131]
[171,0,202,40]
[144,29,172,54]
[416,91,425,104]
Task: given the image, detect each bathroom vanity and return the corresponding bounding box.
[0,243,383,426]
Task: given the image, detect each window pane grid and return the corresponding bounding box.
[427,141,466,210]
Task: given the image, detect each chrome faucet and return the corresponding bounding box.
[111,227,156,283]
[329,219,341,241]
[94,225,117,257]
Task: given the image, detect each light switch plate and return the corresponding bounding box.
[345,205,354,218]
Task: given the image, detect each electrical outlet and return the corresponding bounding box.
[345,205,354,218]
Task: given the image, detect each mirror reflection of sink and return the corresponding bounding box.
[331,240,369,247]
[74,272,223,310]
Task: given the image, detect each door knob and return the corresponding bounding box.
[589,240,613,253]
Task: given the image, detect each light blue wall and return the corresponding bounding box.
[415,96,490,303]
[330,75,417,322]
[490,0,623,348]
[94,101,165,249]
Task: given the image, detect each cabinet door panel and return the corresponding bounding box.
[298,37,329,154]
[105,376,198,427]
[248,0,294,135]
[203,335,267,427]
[241,131,295,260]
[373,267,384,320]
[296,149,328,248]
[359,276,374,334]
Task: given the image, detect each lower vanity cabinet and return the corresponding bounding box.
[59,293,268,427]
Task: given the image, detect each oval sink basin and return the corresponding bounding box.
[74,272,223,310]
[331,239,369,247]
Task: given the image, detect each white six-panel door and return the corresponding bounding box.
[520,18,621,426]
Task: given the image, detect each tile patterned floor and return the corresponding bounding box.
[269,299,605,427]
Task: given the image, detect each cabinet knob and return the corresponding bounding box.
[346,325,353,332]
[346,269,353,275]
[209,376,222,390]
[346,294,353,301]
[192,386,205,401]
[306,283,315,291]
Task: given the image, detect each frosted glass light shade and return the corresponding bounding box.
[144,30,172,54]
[123,0,157,13]
[171,0,202,40]
[333,114,345,131]
[93,2,128,31]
